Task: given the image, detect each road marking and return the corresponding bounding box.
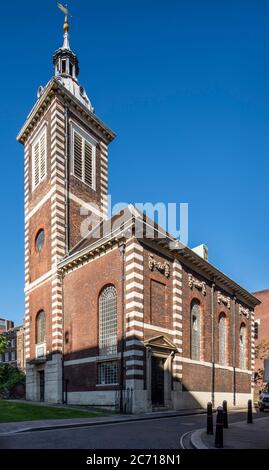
[179,431,192,449]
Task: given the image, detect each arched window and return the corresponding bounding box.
[191,300,201,361]
[36,310,46,344]
[219,314,227,366]
[99,286,117,356]
[35,229,45,253]
[239,324,247,370]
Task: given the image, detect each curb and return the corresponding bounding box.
[190,429,209,449]
[189,411,263,450]
[0,409,207,435]
[179,430,194,449]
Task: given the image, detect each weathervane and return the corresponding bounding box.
[57,3,72,33]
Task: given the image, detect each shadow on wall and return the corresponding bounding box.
[26,339,201,412]
[27,338,252,412]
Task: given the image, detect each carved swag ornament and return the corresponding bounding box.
[188,274,206,296]
[148,255,170,278]
[217,291,231,309]
[239,304,250,320]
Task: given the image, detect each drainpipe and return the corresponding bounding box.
[118,241,126,413]
[211,281,215,407]
[64,104,70,254]
[233,295,237,406]
[61,268,65,404]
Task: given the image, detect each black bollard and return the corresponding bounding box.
[247,399,253,424]
[215,406,224,448]
[207,402,214,435]
[222,400,228,429]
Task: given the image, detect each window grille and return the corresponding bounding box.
[98,361,118,385]
[36,310,46,345]
[239,324,247,370]
[99,286,117,356]
[191,301,201,361]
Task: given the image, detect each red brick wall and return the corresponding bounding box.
[215,368,233,393]
[181,266,212,362]
[150,279,167,326]
[236,372,251,393]
[27,108,52,212]
[64,362,121,392]
[214,293,232,366]
[143,247,173,331]
[180,262,252,396]
[67,111,106,249]
[63,248,122,361]
[182,363,212,392]
[28,199,52,283]
[235,302,251,370]
[28,281,53,359]
[26,105,53,284]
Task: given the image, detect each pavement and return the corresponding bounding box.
[189,413,269,449]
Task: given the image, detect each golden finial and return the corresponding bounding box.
[57,3,71,33]
[64,17,69,34]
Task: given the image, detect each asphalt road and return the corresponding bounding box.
[0,411,267,449]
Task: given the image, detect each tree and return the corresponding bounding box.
[255,340,269,360]
[0,363,25,397]
[254,340,269,386]
[0,335,8,354]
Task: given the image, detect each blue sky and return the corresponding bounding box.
[1,0,269,325]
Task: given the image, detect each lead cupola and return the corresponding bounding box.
[52,5,93,112]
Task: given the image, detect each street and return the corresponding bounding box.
[0,411,267,449]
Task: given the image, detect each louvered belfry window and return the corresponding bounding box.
[72,126,95,189]
[73,131,83,180]
[32,128,47,190]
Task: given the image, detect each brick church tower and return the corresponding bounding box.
[17,11,115,402]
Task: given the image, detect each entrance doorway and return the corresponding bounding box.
[39,370,45,402]
[151,356,165,406]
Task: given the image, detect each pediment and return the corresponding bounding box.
[144,335,177,351]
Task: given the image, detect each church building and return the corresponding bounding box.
[17,12,260,413]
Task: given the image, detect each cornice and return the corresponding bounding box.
[57,210,260,308]
[58,236,126,276]
[17,79,116,145]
